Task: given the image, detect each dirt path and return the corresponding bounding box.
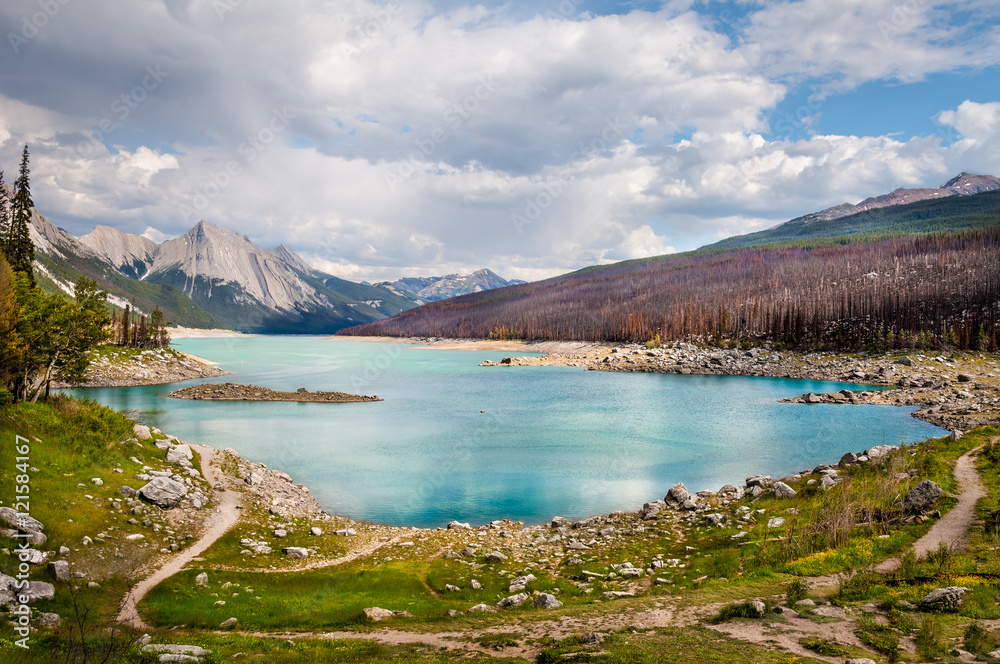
[249,533,409,573]
[875,444,986,573]
[117,445,241,629]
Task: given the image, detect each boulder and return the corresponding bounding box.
[0,574,55,603]
[845,659,877,664]
[20,549,48,565]
[804,393,821,404]
[957,373,974,382]
[138,477,188,509]
[48,560,70,582]
[820,474,838,491]
[446,521,471,530]
[839,452,859,466]
[165,445,193,466]
[534,593,563,609]
[867,444,898,459]
[38,612,61,628]
[282,547,309,559]
[245,472,264,486]
[468,579,482,589]
[551,516,570,528]
[921,586,967,610]
[812,606,847,618]
[664,482,689,507]
[132,424,152,440]
[772,482,797,498]
[310,527,323,536]
[718,484,738,495]
[219,617,238,628]
[195,572,208,587]
[766,517,786,528]
[119,486,137,498]
[903,480,942,512]
[0,506,44,533]
[896,356,914,366]
[509,574,536,592]
[950,430,964,441]
[485,551,507,563]
[363,607,413,621]
[745,475,772,488]
[497,592,530,609]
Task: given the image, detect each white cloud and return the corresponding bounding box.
[0,2,998,283]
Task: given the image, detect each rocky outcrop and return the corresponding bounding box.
[167,383,382,403]
[363,607,413,621]
[921,586,967,610]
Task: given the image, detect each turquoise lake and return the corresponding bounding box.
[67,337,945,528]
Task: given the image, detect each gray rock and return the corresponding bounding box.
[0,506,44,533]
[445,584,460,592]
[950,430,964,441]
[745,475,772,488]
[310,527,323,536]
[748,600,766,615]
[867,444,899,459]
[20,549,48,565]
[48,560,70,582]
[812,606,847,618]
[0,574,55,603]
[957,373,973,382]
[766,517,786,528]
[245,472,264,486]
[681,497,699,510]
[551,516,570,528]
[718,484,738,495]
[138,477,188,509]
[664,482,689,506]
[38,612,60,628]
[119,485,137,498]
[704,513,726,526]
[845,659,877,664]
[921,586,967,610]
[820,474,838,491]
[282,547,309,559]
[195,572,208,587]
[839,452,859,466]
[794,599,815,608]
[468,579,482,589]
[363,607,413,621]
[485,551,507,563]
[219,617,238,628]
[132,424,152,440]
[446,520,471,530]
[772,482,796,498]
[509,574,536,592]
[140,645,212,658]
[467,603,495,613]
[157,655,201,663]
[497,592,530,608]
[165,444,193,466]
[896,356,914,366]
[534,593,563,609]
[903,480,942,512]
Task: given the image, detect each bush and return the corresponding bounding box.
[854,614,900,660]
[915,616,946,661]
[964,622,995,657]
[785,578,808,605]
[709,601,767,623]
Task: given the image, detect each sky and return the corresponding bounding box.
[1,0,999,283]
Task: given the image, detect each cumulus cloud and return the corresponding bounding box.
[0,1,998,283]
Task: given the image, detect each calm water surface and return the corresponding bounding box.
[67,337,945,527]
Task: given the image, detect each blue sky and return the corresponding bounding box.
[0,0,998,282]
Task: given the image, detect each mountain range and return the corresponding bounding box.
[384,269,527,301]
[340,172,1000,345]
[11,183,528,333]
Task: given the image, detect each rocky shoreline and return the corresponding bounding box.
[482,344,1000,432]
[56,346,229,388]
[166,382,382,403]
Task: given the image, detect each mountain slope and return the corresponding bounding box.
[339,175,1000,349]
[78,225,157,279]
[2,185,224,328]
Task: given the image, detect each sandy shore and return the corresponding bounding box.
[169,326,253,339]
[331,334,608,354]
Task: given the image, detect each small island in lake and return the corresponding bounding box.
[166,382,382,403]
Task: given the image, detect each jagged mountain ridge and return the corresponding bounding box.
[389,268,526,301]
[774,172,1000,229]
[74,220,425,333]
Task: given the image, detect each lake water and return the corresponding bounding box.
[67,337,945,527]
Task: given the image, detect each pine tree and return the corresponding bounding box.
[7,146,35,283]
[0,170,9,258]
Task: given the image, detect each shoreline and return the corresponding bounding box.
[58,347,229,389]
[168,326,253,339]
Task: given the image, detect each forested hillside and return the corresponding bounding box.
[341,229,1000,351]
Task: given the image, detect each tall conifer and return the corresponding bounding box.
[7,145,35,283]
[0,170,9,256]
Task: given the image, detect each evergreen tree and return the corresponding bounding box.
[0,170,9,255]
[7,146,35,283]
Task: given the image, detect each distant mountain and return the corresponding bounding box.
[702,172,1000,252]
[388,268,526,301]
[10,185,425,333]
[77,220,424,334]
